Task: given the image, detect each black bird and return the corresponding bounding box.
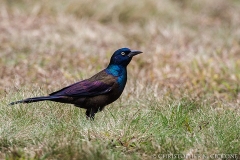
[10,48,142,119]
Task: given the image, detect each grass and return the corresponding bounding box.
[0,0,240,159]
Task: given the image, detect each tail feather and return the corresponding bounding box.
[9,96,60,105]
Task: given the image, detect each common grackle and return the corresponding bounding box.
[9,48,142,119]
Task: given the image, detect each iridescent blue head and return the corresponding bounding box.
[109,48,142,67]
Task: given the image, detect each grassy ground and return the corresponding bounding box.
[0,0,240,159]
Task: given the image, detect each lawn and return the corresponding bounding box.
[0,0,240,159]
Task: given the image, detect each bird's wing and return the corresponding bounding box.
[49,80,114,97]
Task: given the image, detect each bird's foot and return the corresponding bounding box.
[86,109,96,120]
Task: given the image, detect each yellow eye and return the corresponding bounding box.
[121,52,125,55]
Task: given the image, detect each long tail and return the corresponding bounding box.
[9,96,60,105]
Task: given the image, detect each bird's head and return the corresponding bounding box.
[109,48,142,67]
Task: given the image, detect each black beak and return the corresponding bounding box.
[128,50,143,57]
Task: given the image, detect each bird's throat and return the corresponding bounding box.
[106,64,127,90]
[106,64,126,77]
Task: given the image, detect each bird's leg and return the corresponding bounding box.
[86,108,97,120]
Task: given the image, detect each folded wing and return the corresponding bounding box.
[49,80,114,97]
